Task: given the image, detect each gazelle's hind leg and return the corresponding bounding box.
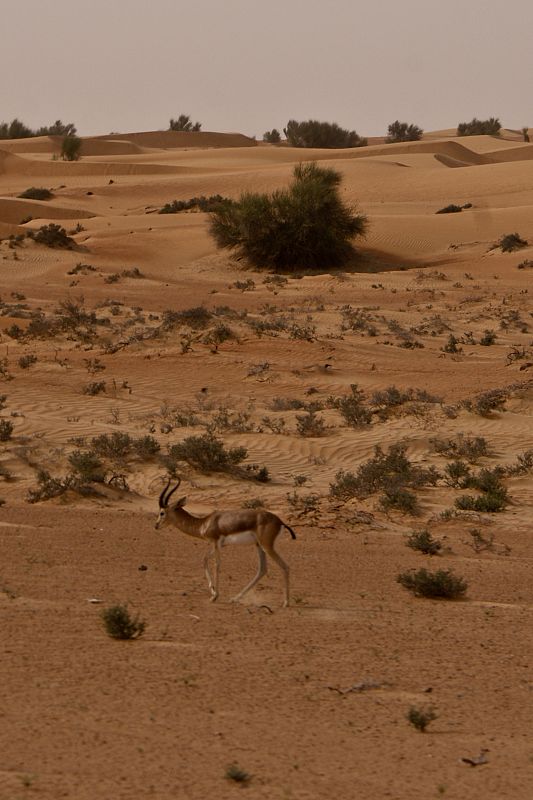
[263,544,290,607]
[203,543,219,601]
[231,544,267,603]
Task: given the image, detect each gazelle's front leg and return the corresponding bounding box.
[203,543,218,601]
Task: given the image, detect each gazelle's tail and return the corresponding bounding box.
[283,522,297,540]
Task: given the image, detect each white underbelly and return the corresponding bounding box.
[223,531,257,546]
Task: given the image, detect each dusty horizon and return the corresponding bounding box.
[1,0,532,139]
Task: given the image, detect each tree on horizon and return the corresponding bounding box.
[283,119,367,149]
[385,120,423,143]
[169,114,202,132]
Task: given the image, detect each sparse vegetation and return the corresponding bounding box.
[0,118,76,139]
[60,134,82,161]
[430,434,491,462]
[101,604,146,640]
[397,568,467,599]
[436,202,472,214]
[225,764,251,784]
[209,162,368,270]
[18,354,38,369]
[0,419,14,441]
[166,433,247,473]
[327,384,372,427]
[295,409,327,437]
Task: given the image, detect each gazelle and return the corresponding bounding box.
[155,478,296,606]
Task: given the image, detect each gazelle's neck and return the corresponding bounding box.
[168,506,205,539]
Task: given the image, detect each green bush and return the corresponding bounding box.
[162,306,212,330]
[158,195,229,214]
[0,118,34,139]
[385,120,423,143]
[328,384,372,427]
[68,450,106,482]
[330,444,439,500]
[436,204,463,214]
[167,433,247,473]
[379,486,419,515]
[497,233,528,253]
[284,119,367,148]
[90,432,133,460]
[397,568,467,599]
[169,114,201,132]
[457,117,501,136]
[295,410,326,437]
[0,419,14,441]
[30,223,75,249]
[263,129,281,143]
[406,529,442,555]
[209,162,367,271]
[60,135,82,161]
[407,706,437,732]
[18,187,53,201]
[18,354,38,369]
[430,434,490,462]
[101,604,146,640]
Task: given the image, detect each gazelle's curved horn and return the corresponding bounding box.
[164,477,182,507]
[159,478,172,507]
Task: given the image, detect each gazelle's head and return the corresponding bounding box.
[155,478,187,529]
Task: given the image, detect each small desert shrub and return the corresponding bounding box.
[284,119,367,148]
[328,384,371,427]
[67,262,96,275]
[101,604,146,640]
[497,233,528,253]
[68,450,106,482]
[167,433,247,473]
[397,568,467,599]
[430,434,490,462]
[330,444,439,501]
[18,187,53,200]
[455,467,509,513]
[104,273,120,284]
[132,436,160,459]
[83,381,106,396]
[442,334,462,354]
[60,134,82,161]
[225,764,251,784]
[162,306,212,330]
[407,706,437,732]
[295,410,327,437]
[159,195,229,214]
[204,322,235,345]
[90,432,133,460]
[379,486,419,515]
[517,259,533,270]
[26,470,74,503]
[444,460,471,488]
[18,354,37,369]
[263,129,281,143]
[0,419,14,441]
[209,408,254,434]
[436,204,463,214]
[287,491,320,514]
[30,223,75,249]
[457,117,501,136]
[406,529,442,555]
[385,120,423,143]
[209,162,368,271]
[464,388,507,417]
[242,498,265,509]
[480,329,497,346]
[270,396,306,411]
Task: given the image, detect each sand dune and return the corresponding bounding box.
[0,197,94,224]
[96,129,257,149]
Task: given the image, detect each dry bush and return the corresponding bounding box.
[397,568,467,599]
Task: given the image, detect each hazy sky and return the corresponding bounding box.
[2,0,531,138]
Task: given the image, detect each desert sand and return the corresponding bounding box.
[1,128,533,799]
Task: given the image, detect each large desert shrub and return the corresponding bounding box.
[284,119,367,148]
[209,162,367,271]
[169,114,201,132]
[385,120,423,143]
[0,118,34,139]
[263,129,281,143]
[457,117,501,136]
[18,187,53,201]
[61,135,82,161]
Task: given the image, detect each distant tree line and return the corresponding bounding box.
[0,118,77,139]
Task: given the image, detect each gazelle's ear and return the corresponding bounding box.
[174,495,187,508]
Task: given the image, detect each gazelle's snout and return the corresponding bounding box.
[155,509,166,530]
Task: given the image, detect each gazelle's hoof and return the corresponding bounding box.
[210,593,218,603]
